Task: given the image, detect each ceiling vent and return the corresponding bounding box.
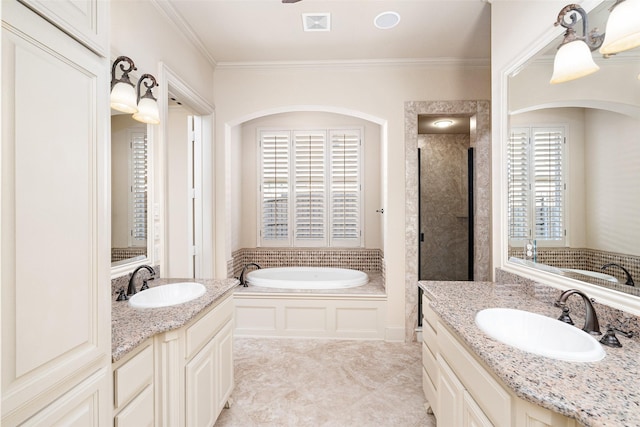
[302,13,331,32]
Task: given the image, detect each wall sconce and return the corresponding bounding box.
[110,56,138,113]
[550,5,603,84]
[132,74,160,125]
[600,0,640,55]
[551,1,640,84]
[110,56,161,124]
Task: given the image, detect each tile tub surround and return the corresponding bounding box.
[420,280,640,427]
[230,248,384,279]
[507,247,640,296]
[111,277,238,362]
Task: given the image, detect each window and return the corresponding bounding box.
[508,126,566,246]
[259,128,362,247]
[130,131,147,246]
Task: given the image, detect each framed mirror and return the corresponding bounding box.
[111,113,152,271]
[504,1,640,298]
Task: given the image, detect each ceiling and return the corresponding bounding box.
[161,0,492,65]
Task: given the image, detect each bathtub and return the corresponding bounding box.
[245,267,368,290]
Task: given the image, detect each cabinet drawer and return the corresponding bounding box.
[114,342,153,409]
[114,384,154,427]
[422,366,437,416]
[422,342,438,389]
[438,325,510,427]
[423,299,438,331]
[422,320,437,355]
[185,295,233,359]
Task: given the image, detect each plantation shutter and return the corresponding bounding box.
[258,128,362,247]
[330,130,361,246]
[508,128,530,242]
[294,131,326,245]
[261,131,290,244]
[131,132,147,246]
[532,128,564,242]
[508,126,565,245]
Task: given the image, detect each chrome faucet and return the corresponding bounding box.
[128,265,156,295]
[239,263,261,287]
[601,263,635,286]
[554,289,601,335]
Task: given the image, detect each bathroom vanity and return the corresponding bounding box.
[112,278,238,427]
[419,280,640,427]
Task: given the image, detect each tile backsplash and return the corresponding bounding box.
[229,248,384,281]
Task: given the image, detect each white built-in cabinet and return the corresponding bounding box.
[155,294,234,427]
[1,1,110,425]
[113,340,155,427]
[421,293,577,427]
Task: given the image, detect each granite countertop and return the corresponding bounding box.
[419,280,640,427]
[112,278,238,362]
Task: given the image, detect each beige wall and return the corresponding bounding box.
[233,111,382,250]
[166,106,191,277]
[214,63,490,339]
[110,2,214,104]
[585,109,640,256]
[111,1,216,274]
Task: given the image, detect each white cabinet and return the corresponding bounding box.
[422,295,578,427]
[421,293,438,416]
[156,294,234,427]
[113,341,154,427]
[1,1,110,425]
[185,321,233,427]
[17,0,109,55]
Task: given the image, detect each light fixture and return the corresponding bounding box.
[550,5,603,84]
[433,119,454,128]
[132,74,160,125]
[600,0,640,56]
[374,11,400,30]
[110,56,138,113]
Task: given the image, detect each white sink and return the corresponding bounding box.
[560,268,618,283]
[475,308,605,362]
[129,282,206,308]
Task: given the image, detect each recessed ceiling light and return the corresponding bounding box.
[433,119,454,128]
[374,11,400,30]
[302,13,331,32]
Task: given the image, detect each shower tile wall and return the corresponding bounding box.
[419,134,470,281]
[405,100,491,342]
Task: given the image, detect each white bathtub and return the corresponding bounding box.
[246,267,368,289]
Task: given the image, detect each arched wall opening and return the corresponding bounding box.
[222,105,388,275]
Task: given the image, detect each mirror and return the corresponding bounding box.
[111,113,149,267]
[506,1,640,297]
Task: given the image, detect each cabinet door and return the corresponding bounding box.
[437,356,464,427]
[185,337,217,427]
[463,391,494,427]
[1,2,110,425]
[16,0,108,55]
[515,399,577,427]
[216,321,234,413]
